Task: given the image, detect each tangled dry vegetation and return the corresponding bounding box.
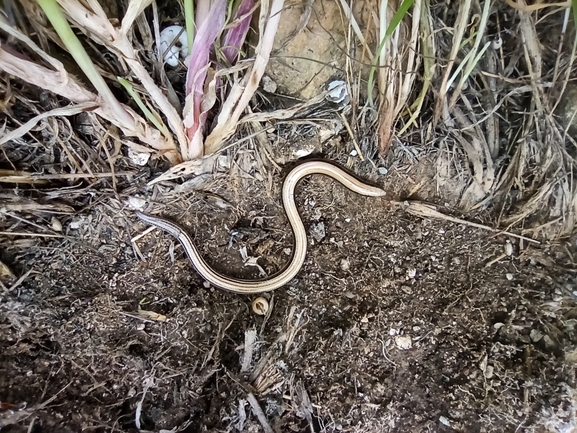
[1,0,577,432]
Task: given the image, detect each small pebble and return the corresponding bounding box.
[395,336,412,350]
[325,79,349,103]
[505,241,513,256]
[530,329,543,342]
[309,222,326,242]
[295,149,313,158]
[51,217,62,232]
[261,75,277,93]
[127,148,150,166]
[128,196,147,210]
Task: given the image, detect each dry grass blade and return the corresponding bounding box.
[505,0,570,11]
[204,0,284,155]
[0,13,62,71]
[395,200,540,244]
[0,20,180,162]
[398,0,435,135]
[120,0,153,35]
[54,0,188,155]
[0,102,98,146]
[0,46,94,103]
[447,0,491,110]
[377,0,421,153]
[336,0,375,58]
[433,0,471,124]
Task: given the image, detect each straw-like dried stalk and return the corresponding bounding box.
[377,0,421,154]
[204,0,284,155]
[0,44,179,161]
[51,0,189,153]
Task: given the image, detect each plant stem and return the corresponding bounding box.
[185,0,195,50]
[37,0,133,126]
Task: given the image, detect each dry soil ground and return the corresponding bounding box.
[1,145,576,433]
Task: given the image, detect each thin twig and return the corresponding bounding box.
[246,393,274,433]
[0,231,65,238]
[394,201,540,244]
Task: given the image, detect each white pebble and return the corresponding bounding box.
[127,196,147,210]
[395,336,412,350]
[51,217,62,232]
[128,147,150,166]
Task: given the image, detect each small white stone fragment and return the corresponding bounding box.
[261,75,277,93]
[309,222,326,242]
[349,149,358,157]
[128,147,150,166]
[340,258,350,271]
[69,218,84,230]
[127,196,147,211]
[506,273,514,281]
[395,335,412,350]
[439,416,451,427]
[295,149,313,158]
[378,166,388,175]
[407,268,417,279]
[530,329,543,342]
[51,217,62,232]
[504,241,513,256]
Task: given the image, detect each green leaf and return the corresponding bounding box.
[37,0,132,125]
[184,0,195,49]
[118,77,171,139]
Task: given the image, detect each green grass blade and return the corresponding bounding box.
[185,0,195,49]
[37,0,132,125]
[118,77,171,139]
